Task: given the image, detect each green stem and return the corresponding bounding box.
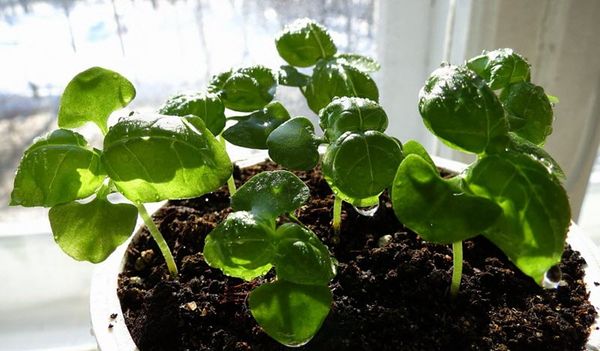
[219,135,237,195]
[450,241,463,298]
[135,202,178,278]
[333,195,342,234]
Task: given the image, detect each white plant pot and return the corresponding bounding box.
[90,157,600,350]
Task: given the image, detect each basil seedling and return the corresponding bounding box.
[11,67,232,277]
[392,49,569,295]
[203,171,336,346]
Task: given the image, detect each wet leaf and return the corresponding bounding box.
[267,117,321,171]
[222,101,290,149]
[275,18,336,67]
[158,91,226,136]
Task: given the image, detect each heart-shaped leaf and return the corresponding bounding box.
[319,96,388,141]
[102,113,232,202]
[275,18,336,67]
[267,117,321,171]
[249,280,332,347]
[274,223,335,285]
[58,67,135,134]
[209,66,277,112]
[158,91,226,136]
[418,65,508,154]
[231,170,310,218]
[392,154,502,244]
[222,101,290,149]
[49,197,137,263]
[203,211,276,281]
[10,129,105,207]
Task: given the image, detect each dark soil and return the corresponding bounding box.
[118,161,597,351]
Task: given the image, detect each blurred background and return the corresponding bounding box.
[0,0,599,350]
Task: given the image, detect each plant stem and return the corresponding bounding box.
[333,195,342,234]
[450,241,463,298]
[135,202,178,278]
[219,135,237,195]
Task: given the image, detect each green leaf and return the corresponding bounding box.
[203,211,276,280]
[158,91,226,136]
[335,54,380,73]
[58,67,135,134]
[322,131,403,202]
[274,223,335,285]
[275,18,336,67]
[278,65,310,87]
[319,96,388,141]
[304,59,379,114]
[231,170,310,218]
[49,197,137,263]
[418,65,508,154]
[506,132,565,181]
[467,48,531,90]
[209,66,277,112]
[10,129,105,207]
[392,154,502,244]
[499,82,553,145]
[222,101,290,149]
[102,113,232,202]
[266,117,321,171]
[401,140,435,169]
[249,280,332,347]
[547,94,559,104]
[465,152,571,284]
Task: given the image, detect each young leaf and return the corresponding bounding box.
[319,97,388,141]
[58,67,136,134]
[506,133,565,181]
[249,280,332,347]
[392,154,502,244]
[466,48,531,90]
[231,171,310,218]
[158,91,226,136]
[10,129,105,207]
[222,101,290,149]
[418,65,508,154]
[203,211,276,281]
[304,60,379,114]
[274,223,335,285]
[335,54,380,73]
[322,131,402,202]
[278,65,310,87]
[500,82,553,145]
[275,18,336,67]
[49,197,137,263]
[266,117,321,171]
[465,152,571,284]
[209,66,277,112]
[401,140,436,169]
[102,113,232,202]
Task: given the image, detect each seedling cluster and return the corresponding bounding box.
[10,18,571,348]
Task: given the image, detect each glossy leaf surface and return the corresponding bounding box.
[506,133,565,181]
[58,67,135,134]
[266,117,321,170]
[322,131,402,202]
[158,91,226,136]
[209,66,277,112]
[465,152,571,283]
[467,48,530,90]
[319,97,387,141]
[11,129,105,207]
[392,154,501,244]
[275,18,336,67]
[49,197,137,263]
[222,101,290,149]
[231,171,310,218]
[418,65,507,154]
[102,114,231,202]
[278,65,310,87]
[304,59,379,114]
[274,223,335,285]
[500,82,553,145]
[249,281,332,347]
[335,54,380,73]
[203,211,276,280]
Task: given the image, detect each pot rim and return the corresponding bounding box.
[90,156,600,351]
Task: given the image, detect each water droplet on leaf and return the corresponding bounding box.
[352,204,379,217]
